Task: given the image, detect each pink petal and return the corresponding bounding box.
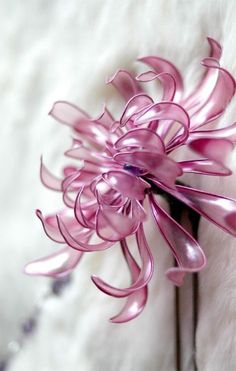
[136,71,176,101]
[96,207,141,241]
[149,178,236,238]
[107,69,143,102]
[189,138,234,164]
[133,102,190,147]
[188,122,236,143]
[40,158,62,191]
[57,215,114,251]
[24,246,83,278]
[102,170,150,200]
[114,128,165,153]
[180,159,231,176]
[190,58,236,128]
[114,151,182,188]
[120,94,154,127]
[49,101,109,146]
[183,38,222,113]
[149,193,206,286]
[138,55,183,102]
[110,238,148,323]
[92,225,153,297]
[176,185,236,237]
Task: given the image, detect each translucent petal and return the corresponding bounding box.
[189,138,234,164]
[40,158,62,191]
[180,159,231,176]
[188,122,236,143]
[24,246,83,278]
[183,38,222,112]
[92,224,153,297]
[149,194,206,286]
[120,94,154,127]
[190,58,236,128]
[149,178,236,237]
[114,128,165,153]
[138,55,183,102]
[57,215,114,251]
[110,239,148,323]
[49,101,109,146]
[136,71,176,101]
[107,69,143,101]
[102,170,150,200]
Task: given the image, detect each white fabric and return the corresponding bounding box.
[1,0,236,370]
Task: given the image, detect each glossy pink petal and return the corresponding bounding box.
[188,122,236,143]
[190,58,236,128]
[138,55,183,102]
[49,101,109,146]
[183,38,222,112]
[57,215,114,251]
[24,246,83,278]
[107,69,143,102]
[136,71,176,101]
[110,239,148,323]
[149,178,236,237]
[149,193,206,286]
[120,94,154,127]
[102,170,150,200]
[114,151,182,188]
[133,102,190,146]
[189,138,234,164]
[92,224,153,296]
[40,158,62,191]
[180,159,231,176]
[114,128,165,153]
[96,206,141,241]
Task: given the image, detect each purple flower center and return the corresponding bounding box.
[123,164,142,176]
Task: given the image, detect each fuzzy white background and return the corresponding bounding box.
[1,1,236,370]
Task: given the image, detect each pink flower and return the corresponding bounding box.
[25,38,236,322]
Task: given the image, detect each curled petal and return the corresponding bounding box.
[93,224,153,297]
[107,69,143,102]
[138,55,183,102]
[149,193,206,286]
[134,102,190,146]
[57,215,113,251]
[136,71,176,101]
[183,38,222,113]
[176,185,236,237]
[114,151,182,188]
[102,170,150,200]
[190,58,236,128]
[49,101,109,146]
[114,128,165,153]
[180,159,231,176]
[40,158,62,191]
[189,138,234,164]
[24,246,83,278]
[96,202,145,241]
[36,210,66,243]
[149,178,236,237]
[188,122,236,143]
[120,94,154,127]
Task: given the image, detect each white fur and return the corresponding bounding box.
[1,0,236,370]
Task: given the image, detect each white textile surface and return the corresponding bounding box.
[1,1,236,370]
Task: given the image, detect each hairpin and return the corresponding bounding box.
[25,37,236,323]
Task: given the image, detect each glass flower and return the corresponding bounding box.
[25,38,236,323]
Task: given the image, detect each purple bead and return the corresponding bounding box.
[123,164,141,176]
[51,275,71,295]
[0,360,7,371]
[22,317,36,335]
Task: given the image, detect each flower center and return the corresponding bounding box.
[123,164,142,176]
